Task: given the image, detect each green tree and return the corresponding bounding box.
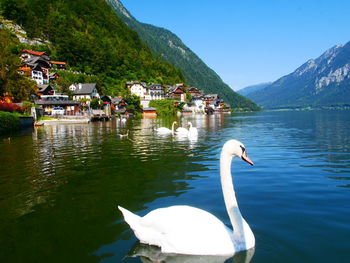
[149,99,179,116]
[124,94,141,112]
[0,29,36,102]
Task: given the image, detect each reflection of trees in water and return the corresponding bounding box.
[0,121,215,262]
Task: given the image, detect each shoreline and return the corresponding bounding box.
[38,118,90,125]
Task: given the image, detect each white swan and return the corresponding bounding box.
[188,122,198,137]
[175,123,189,137]
[119,139,255,256]
[155,121,177,135]
[118,130,129,138]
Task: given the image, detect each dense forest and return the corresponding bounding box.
[0,0,185,97]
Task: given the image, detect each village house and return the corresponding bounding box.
[18,49,66,85]
[167,83,187,102]
[127,81,165,107]
[49,72,59,82]
[34,94,81,116]
[188,87,202,96]
[21,49,50,61]
[126,81,147,98]
[19,49,52,85]
[146,84,166,101]
[203,94,219,102]
[50,61,67,70]
[111,97,127,112]
[69,83,100,100]
[37,84,54,97]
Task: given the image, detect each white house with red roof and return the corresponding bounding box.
[19,49,51,85]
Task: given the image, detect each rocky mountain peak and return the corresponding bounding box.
[107,0,132,19]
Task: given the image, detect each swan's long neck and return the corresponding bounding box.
[220,152,246,242]
[171,122,176,135]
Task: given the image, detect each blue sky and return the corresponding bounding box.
[120,0,350,90]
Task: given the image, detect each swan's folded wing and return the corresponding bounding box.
[139,205,235,255]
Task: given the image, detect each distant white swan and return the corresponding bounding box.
[118,130,129,138]
[119,139,255,256]
[175,123,189,137]
[188,122,198,137]
[155,121,177,135]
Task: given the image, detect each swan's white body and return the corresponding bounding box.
[119,130,129,138]
[188,122,198,137]
[119,139,255,256]
[175,126,189,137]
[155,121,177,135]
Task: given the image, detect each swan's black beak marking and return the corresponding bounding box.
[240,146,254,166]
[242,154,254,166]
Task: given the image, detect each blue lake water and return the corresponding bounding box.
[0,110,349,263]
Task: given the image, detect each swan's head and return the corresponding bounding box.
[223,139,254,165]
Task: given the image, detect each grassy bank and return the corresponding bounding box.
[0,111,21,134]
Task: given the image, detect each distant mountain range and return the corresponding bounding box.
[237,82,272,97]
[246,42,350,109]
[107,0,260,111]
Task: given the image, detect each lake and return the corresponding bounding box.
[0,110,349,263]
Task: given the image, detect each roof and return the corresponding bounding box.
[24,57,51,68]
[50,61,66,65]
[167,86,185,93]
[126,81,146,87]
[35,100,80,106]
[143,107,156,111]
[111,98,123,104]
[148,84,164,90]
[73,83,97,95]
[49,72,59,77]
[37,84,52,92]
[22,49,46,56]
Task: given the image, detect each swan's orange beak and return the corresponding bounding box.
[242,152,254,166]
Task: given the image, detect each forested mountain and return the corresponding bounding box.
[237,82,272,97]
[0,0,184,96]
[107,0,260,111]
[247,42,350,109]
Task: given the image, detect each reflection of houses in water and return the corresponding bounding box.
[181,114,226,130]
[204,113,225,129]
[133,118,156,137]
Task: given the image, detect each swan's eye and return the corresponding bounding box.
[240,145,246,153]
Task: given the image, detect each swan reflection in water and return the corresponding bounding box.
[127,242,255,263]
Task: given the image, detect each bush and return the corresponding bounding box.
[149,99,180,116]
[0,111,20,134]
[0,103,25,113]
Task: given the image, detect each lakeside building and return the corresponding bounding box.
[37,84,54,97]
[69,83,100,100]
[167,84,187,102]
[127,81,166,108]
[35,94,81,116]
